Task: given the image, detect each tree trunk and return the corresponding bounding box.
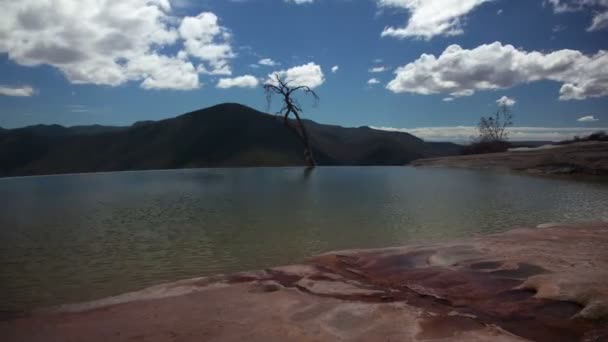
[285,110,316,168]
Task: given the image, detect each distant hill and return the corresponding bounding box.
[0,103,461,177]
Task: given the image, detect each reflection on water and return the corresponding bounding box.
[0,167,607,313]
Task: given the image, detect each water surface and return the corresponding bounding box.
[1,167,607,313]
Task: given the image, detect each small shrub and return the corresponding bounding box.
[556,131,608,145]
[588,131,607,141]
[462,140,511,155]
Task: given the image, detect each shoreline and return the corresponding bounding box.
[2,222,608,341]
[412,141,608,179]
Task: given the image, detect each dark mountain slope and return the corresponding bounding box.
[0,103,460,177]
[305,121,459,165]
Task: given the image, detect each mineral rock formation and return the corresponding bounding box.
[2,222,607,341]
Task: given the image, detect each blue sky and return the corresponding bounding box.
[1,0,607,141]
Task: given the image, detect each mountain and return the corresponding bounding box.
[0,103,461,177]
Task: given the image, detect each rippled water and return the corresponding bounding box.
[1,167,607,313]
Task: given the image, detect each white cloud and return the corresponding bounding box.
[387,42,608,100]
[545,0,577,12]
[443,97,454,102]
[370,125,608,142]
[369,66,388,73]
[497,9,503,15]
[378,0,491,39]
[66,105,89,113]
[368,78,381,85]
[128,54,199,90]
[545,0,608,31]
[259,58,279,67]
[217,75,259,89]
[266,62,325,88]
[285,0,314,4]
[589,10,608,30]
[331,65,339,73]
[450,89,474,97]
[0,85,35,97]
[179,12,234,76]
[577,115,599,122]
[553,24,567,32]
[497,96,516,107]
[196,64,232,76]
[0,1,237,90]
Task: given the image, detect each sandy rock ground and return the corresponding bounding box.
[412,141,608,177]
[2,222,608,341]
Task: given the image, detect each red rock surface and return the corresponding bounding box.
[2,222,608,341]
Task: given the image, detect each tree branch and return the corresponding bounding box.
[263,75,319,167]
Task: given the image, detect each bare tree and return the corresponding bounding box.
[478,104,513,142]
[264,75,319,168]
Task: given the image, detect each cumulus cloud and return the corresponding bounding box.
[577,115,600,122]
[387,42,608,100]
[217,75,259,89]
[266,63,325,88]
[0,1,236,90]
[545,0,608,31]
[331,65,339,73]
[368,78,381,85]
[378,0,491,39]
[258,58,279,67]
[178,12,234,76]
[0,85,35,97]
[497,96,516,107]
[370,125,608,142]
[128,54,199,90]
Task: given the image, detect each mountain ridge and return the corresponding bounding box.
[0,103,461,177]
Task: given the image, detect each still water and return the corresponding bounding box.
[1,167,607,313]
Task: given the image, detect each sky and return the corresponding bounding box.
[1,0,607,142]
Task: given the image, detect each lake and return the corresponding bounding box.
[1,167,607,314]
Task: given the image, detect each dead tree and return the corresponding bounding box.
[478,104,513,142]
[264,75,319,168]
